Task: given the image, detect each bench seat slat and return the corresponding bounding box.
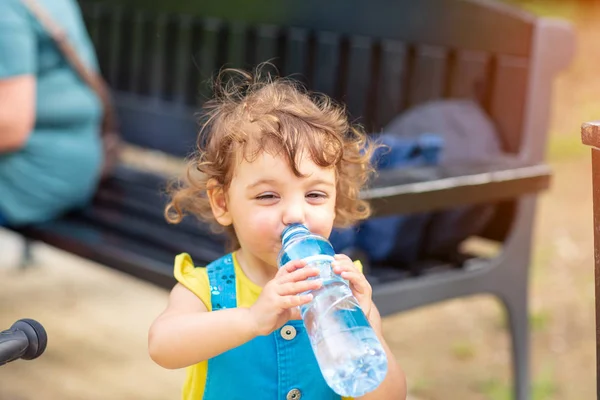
[365,157,551,216]
[17,211,461,290]
[17,218,178,288]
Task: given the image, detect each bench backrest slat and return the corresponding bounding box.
[489,56,530,153]
[450,50,490,100]
[409,45,449,107]
[376,40,408,129]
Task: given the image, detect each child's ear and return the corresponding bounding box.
[207,179,233,226]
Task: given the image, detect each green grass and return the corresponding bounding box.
[477,366,558,400]
[546,133,589,163]
[493,307,551,333]
[409,377,433,397]
[451,341,477,361]
[478,377,512,400]
[532,366,559,400]
[529,310,552,332]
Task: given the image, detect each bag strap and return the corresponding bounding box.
[20,0,117,132]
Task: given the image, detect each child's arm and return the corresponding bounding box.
[148,283,257,369]
[148,259,322,369]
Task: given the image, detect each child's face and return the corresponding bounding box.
[217,150,337,268]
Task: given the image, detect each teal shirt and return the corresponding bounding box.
[0,0,103,225]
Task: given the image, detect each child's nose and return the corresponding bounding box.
[282,201,305,226]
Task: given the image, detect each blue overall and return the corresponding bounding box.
[203,254,342,400]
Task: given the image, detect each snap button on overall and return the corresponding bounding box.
[280,325,297,340]
[286,388,301,400]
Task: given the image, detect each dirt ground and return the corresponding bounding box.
[1,3,599,400]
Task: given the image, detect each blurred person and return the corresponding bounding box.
[0,0,104,227]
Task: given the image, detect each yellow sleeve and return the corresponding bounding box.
[173,253,212,311]
[353,260,363,273]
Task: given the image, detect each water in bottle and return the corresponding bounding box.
[278,224,388,397]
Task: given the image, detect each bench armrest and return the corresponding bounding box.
[363,155,551,217]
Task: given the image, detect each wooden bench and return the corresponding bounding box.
[581,121,600,399]
[13,1,574,398]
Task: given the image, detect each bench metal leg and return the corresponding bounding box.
[19,237,34,269]
[499,286,530,400]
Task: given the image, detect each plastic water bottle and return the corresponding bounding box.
[278,224,388,397]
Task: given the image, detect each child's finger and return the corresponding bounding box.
[334,254,353,263]
[277,278,322,296]
[340,271,371,294]
[331,259,358,274]
[289,306,302,320]
[278,259,307,275]
[280,293,313,309]
[278,265,320,284]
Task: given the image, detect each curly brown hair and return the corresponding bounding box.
[165,65,379,249]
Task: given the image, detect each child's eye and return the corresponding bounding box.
[256,193,278,200]
[306,192,327,199]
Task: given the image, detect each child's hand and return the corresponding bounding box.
[331,254,373,319]
[249,259,322,336]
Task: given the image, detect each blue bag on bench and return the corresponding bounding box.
[330,99,501,268]
[329,132,444,263]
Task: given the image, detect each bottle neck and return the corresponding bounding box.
[281,224,310,245]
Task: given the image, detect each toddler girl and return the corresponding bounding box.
[148,67,406,400]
